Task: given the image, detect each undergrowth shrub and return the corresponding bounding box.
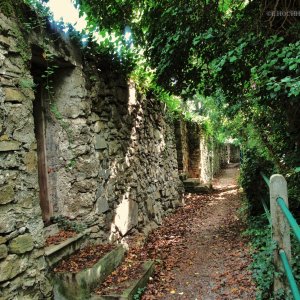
[239,149,273,215]
[244,214,275,300]
[245,214,300,300]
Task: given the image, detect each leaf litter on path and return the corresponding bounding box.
[138,165,256,299]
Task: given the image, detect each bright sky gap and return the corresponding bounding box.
[44,0,132,47]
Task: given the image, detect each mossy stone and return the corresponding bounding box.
[0,185,14,205]
[9,234,34,254]
[0,244,8,259]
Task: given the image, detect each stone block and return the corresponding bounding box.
[8,234,34,254]
[0,141,20,152]
[114,199,138,236]
[0,244,8,259]
[0,236,7,245]
[23,151,37,173]
[108,141,121,155]
[94,121,105,133]
[0,35,10,47]
[96,197,109,213]
[0,212,16,233]
[0,184,14,205]
[3,88,25,102]
[95,135,107,150]
[0,255,28,282]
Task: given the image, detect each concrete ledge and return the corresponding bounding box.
[91,260,155,300]
[45,231,87,267]
[53,245,126,300]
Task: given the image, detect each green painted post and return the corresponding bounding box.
[270,174,291,296]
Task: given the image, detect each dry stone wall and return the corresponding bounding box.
[0,5,182,299]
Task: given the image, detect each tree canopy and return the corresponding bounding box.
[23,0,300,207]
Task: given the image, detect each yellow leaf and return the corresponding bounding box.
[170,290,176,294]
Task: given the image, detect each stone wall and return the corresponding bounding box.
[0,9,52,299]
[0,5,182,299]
[174,119,227,184]
[187,122,200,178]
[174,118,188,175]
[200,134,225,185]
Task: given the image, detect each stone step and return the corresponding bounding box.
[45,230,88,268]
[182,178,200,187]
[184,184,211,194]
[52,244,126,300]
[91,260,155,300]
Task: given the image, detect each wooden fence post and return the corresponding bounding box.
[270,174,291,295]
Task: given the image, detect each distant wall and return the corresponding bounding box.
[174,119,227,184]
[226,144,240,163]
[0,6,182,299]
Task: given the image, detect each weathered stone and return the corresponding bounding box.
[88,112,101,123]
[94,121,105,133]
[73,180,97,192]
[109,141,121,155]
[0,184,14,205]
[0,141,20,152]
[20,195,34,209]
[0,255,28,282]
[23,151,37,173]
[0,244,8,259]
[0,35,10,47]
[8,234,34,254]
[0,134,9,141]
[95,135,107,150]
[39,275,53,297]
[3,88,25,102]
[96,197,109,213]
[0,236,7,245]
[114,199,138,236]
[0,212,16,233]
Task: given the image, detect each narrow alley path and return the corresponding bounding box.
[141,164,256,300]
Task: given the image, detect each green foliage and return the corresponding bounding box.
[24,0,300,210]
[133,287,145,300]
[19,78,36,90]
[244,214,300,300]
[243,215,276,300]
[0,0,15,16]
[51,215,87,233]
[239,148,274,215]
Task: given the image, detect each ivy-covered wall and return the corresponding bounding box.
[0,5,183,299]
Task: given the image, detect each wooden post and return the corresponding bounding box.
[270,174,291,295]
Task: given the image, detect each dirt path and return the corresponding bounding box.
[141,164,256,300]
